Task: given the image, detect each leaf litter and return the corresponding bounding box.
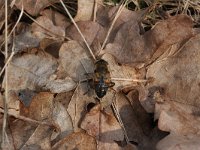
[0,0,200,149]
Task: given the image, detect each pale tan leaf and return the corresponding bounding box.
[45,78,76,93]
[15,0,59,16]
[31,15,65,40]
[8,119,38,149]
[58,40,93,80]
[20,92,54,121]
[80,104,124,150]
[3,52,58,91]
[40,9,70,29]
[145,34,200,109]
[156,133,200,150]
[75,0,103,22]
[155,100,200,135]
[67,84,96,130]
[20,125,52,150]
[66,21,106,47]
[104,15,194,64]
[51,101,73,142]
[102,53,145,91]
[52,131,97,150]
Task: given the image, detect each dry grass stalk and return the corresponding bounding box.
[59,0,96,61]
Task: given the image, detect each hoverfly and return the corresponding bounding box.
[83,59,115,98]
[91,59,115,98]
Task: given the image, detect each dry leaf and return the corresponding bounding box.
[66,21,106,47]
[8,119,38,149]
[0,90,20,116]
[58,40,93,80]
[102,53,145,91]
[146,14,194,65]
[14,26,40,53]
[155,100,200,135]
[67,83,96,130]
[20,125,53,150]
[15,0,59,16]
[52,131,97,150]
[104,15,194,64]
[97,6,147,42]
[114,93,144,142]
[81,104,124,150]
[45,78,76,93]
[41,9,70,29]
[18,89,37,107]
[40,38,62,58]
[3,52,58,91]
[126,90,153,135]
[146,33,200,109]
[20,92,54,121]
[156,133,200,150]
[31,15,65,40]
[54,91,74,108]
[75,0,103,22]
[51,101,73,143]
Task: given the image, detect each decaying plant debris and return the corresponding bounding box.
[0,0,200,149]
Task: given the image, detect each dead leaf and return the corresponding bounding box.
[20,92,54,121]
[3,52,58,91]
[102,53,145,91]
[114,92,144,142]
[58,40,93,80]
[97,6,147,42]
[126,90,153,136]
[52,131,97,150]
[20,125,53,150]
[31,15,65,40]
[146,14,194,65]
[18,89,37,107]
[40,38,62,58]
[155,100,200,135]
[156,133,200,150]
[0,91,20,116]
[75,0,103,22]
[146,33,200,109]
[15,0,59,16]
[14,28,40,53]
[54,91,74,108]
[104,15,194,64]
[41,9,70,29]
[51,101,73,143]
[45,78,76,93]
[67,83,96,130]
[66,21,106,47]
[80,104,124,150]
[8,119,38,149]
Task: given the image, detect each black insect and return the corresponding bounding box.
[89,59,115,98]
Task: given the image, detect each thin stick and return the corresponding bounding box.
[0,108,50,126]
[93,0,98,22]
[111,95,129,142]
[98,0,127,55]
[9,2,23,38]
[59,0,96,61]
[0,1,24,50]
[2,0,8,147]
[111,77,148,83]
[0,51,15,78]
